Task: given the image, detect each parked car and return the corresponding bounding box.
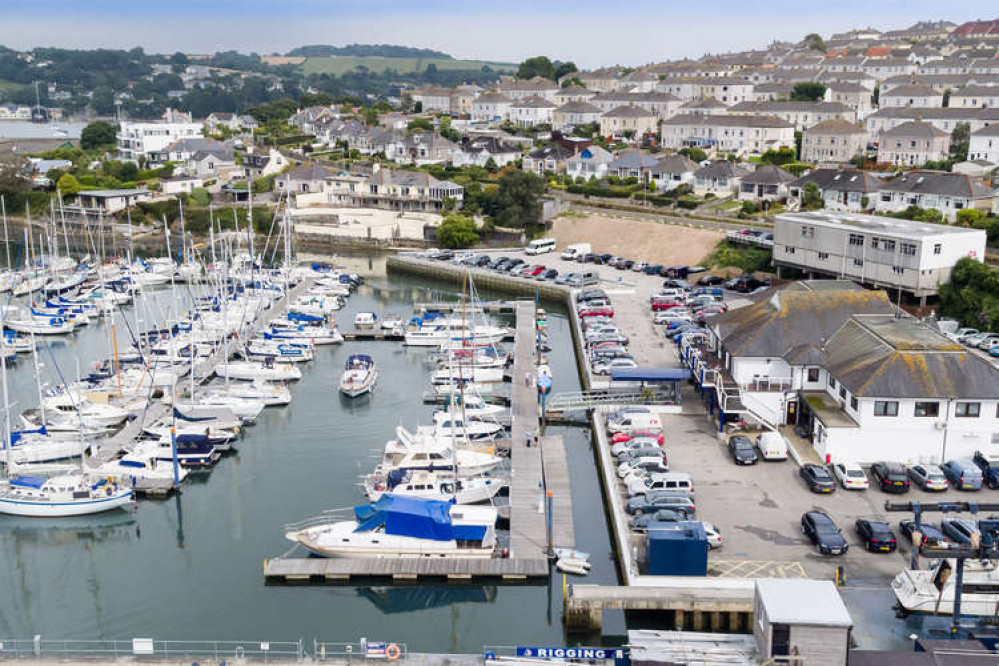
[617,447,666,465]
[538,268,558,281]
[524,265,545,277]
[832,462,869,490]
[855,519,897,553]
[576,288,607,303]
[962,331,991,347]
[907,464,949,492]
[801,511,849,555]
[579,253,595,263]
[610,429,663,445]
[632,262,648,273]
[870,461,911,493]
[618,259,635,270]
[976,334,999,350]
[727,276,768,293]
[898,520,951,549]
[626,492,696,516]
[972,450,999,489]
[941,518,980,545]
[800,464,837,493]
[579,307,614,318]
[643,264,664,275]
[697,275,725,286]
[504,258,525,272]
[728,435,758,465]
[629,509,687,531]
[611,439,663,457]
[429,249,454,261]
[592,357,639,375]
[651,298,686,312]
[554,271,576,285]
[941,459,983,491]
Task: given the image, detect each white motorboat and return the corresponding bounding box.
[338,354,377,398]
[432,411,503,441]
[380,314,403,330]
[431,366,504,386]
[377,426,502,477]
[556,557,591,576]
[42,391,130,429]
[215,361,302,382]
[90,444,190,490]
[404,320,508,347]
[284,494,497,558]
[1,429,84,464]
[0,474,133,517]
[264,326,343,346]
[243,339,314,363]
[892,559,999,616]
[171,396,265,422]
[201,380,292,407]
[437,393,506,420]
[354,312,378,330]
[364,469,505,504]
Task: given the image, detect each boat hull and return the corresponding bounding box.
[0,491,134,517]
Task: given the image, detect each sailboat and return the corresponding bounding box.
[363,469,505,505]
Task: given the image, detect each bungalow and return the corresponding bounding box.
[599,105,658,141]
[606,150,659,182]
[691,160,752,196]
[879,84,944,108]
[968,124,999,164]
[738,164,796,202]
[471,92,513,123]
[63,188,152,217]
[800,118,868,164]
[160,175,205,195]
[876,120,950,166]
[873,170,997,221]
[787,168,884,212]
[649,154,697,191]
[522,144,575,176]
[660,114,795,157]
[565,145,614,181]
[552,101,603,131]
[509,96,557,127]
[451,136,521,169]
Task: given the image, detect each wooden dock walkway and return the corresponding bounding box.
[263,555,549,584]
[541,435,575,550]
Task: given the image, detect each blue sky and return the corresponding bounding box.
[2,1,991,67]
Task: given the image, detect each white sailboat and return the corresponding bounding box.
[363,469,505,504]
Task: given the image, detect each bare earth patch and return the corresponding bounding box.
[552,214,724,266]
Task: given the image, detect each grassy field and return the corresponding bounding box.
[300,56,516,76]
[0,80,24,98]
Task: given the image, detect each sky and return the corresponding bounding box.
[2,0,993,67]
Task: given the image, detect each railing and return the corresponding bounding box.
[313,640,407,661]
[0,638,305,661]
[744,376,793,392]
[740,392,782,431]
[547,390,679,411]
[726,231,774,248]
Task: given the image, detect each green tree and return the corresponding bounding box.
[942,88,952,107]
[803,33,826,52]
[554,61,578,80]
[436,213,479,249]
[516,56,555,81]
[361,107,379,125]
[298,92,333,107]
[790,82,827,102]
[56,173,81,195]
[802,181,824,210]
[679,146,707,162]
[950,122,970,162]
[760,146,797,165]
[80,120,118,150]
[407,117,433,132]
[189,187,211,206]
[119,161,139,182]
[484,157,499,174]
[956,208,986,227]
[90,86,116,116]
[0,154,26,191]
[493,170,545,229]
[939,258,999,332]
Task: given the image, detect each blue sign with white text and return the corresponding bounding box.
[516,647,626,660]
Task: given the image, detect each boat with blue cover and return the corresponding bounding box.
[339,354,377,398]
[284,494,498,558]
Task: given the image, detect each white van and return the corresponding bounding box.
[560,243,591,260]
[525,238,557,255]
[606,413,662,434]
[755,431,788,461]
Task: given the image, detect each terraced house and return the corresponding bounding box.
[660,114,795,156]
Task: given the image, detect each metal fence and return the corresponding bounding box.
[0,637,305,662]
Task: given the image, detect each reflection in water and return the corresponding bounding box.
[356,586,498,614]
[2,512,138,547]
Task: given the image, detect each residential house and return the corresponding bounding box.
[752,83,796,101]
[509,96,557,127]
[738,164,796,202]
[862,57,918,80]
[588,91,682,119]
[407,86,452,112]
[205,112,240,132]
[62,188,152,217]
[873,170,997,221]
[953,160,998,179]
[876,120,950,166]
[801,119,867,164]
[471,92,513,123]
[522,144,575,176]
[606,150,659,182]
[242,147,290,179]
[618,70,659,93]
[879,84,944,108]
[237,115,260,131]
[866,106,999,136]
[726,101,856,130]
[787,168,885,212]
[574,68,625,92]
[704,278,997,463]
[449,85,481,115]
[275,161,339,193]
[969,124,999,164]
[691,160,752,196]
[677,97,729,116]
[655,77,754,104]
[660,114,795,157]
[824,82,874,119]
[287,106,339,134]
[599,105,658,141]
[553,86,596,106]
[496,77,559,102]
[160,175,205,195]
[552,101,603,131]
[451,136,522,169]
[117,119,204,163]
[649,154,697,192]
[384,131,457,166]
[949,85,999,109]
[152,137,235,177]
[565,145,614,181]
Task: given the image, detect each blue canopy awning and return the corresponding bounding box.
[610,368,691,382]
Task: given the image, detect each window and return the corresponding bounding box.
[901,243,917,256]
[785,246,796,254]
[828,376,837,389]
[933,244,942,255]
[848,233,864,246]
[839,386,847,400]
[874,401,899,416]
[870,237,880,249]
[807,368,820,382]
[892,266,904,275]
[801,225,815,238]
[914,402,940,417]
[818,252,829,260]
[956,402,981,418]
[850,396,858,411]
[882,240,896,252]
[853,258,864,267]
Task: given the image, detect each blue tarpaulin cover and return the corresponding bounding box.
[11,476,46,489]
[610,368,691,382]
[352,494,487,542]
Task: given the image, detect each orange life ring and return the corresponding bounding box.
[386,644,401,661]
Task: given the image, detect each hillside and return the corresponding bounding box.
[300,56,517,76]
[288,44,453,59]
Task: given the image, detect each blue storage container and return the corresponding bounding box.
[647,522,708,576]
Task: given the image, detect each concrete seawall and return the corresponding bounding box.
[386,254,572,302]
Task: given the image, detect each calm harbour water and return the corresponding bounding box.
[0,121,87,140]
[0,253,624,650]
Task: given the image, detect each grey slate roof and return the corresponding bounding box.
[284,162,337,182]
[555,101,601,114]
[652,154,697,174]
[806,118,866,135]
[664,113,793,129]
[789,168,885,193]
[879,170,996,198]
[608,150,659,170]
[823,315,999,399]
[741,164,795,185]
[602,104,656,118]
[880,120,949,139]
[693,160,751,180]
[510,95,556,109]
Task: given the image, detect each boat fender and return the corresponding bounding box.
[485,652,497,661]
[386,645,401,661]
[106,485,113,496]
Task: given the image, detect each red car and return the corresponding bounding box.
[611,430,665,445]
[651,298,686,312]
[579,307,614,318]
[525,265,546,277]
